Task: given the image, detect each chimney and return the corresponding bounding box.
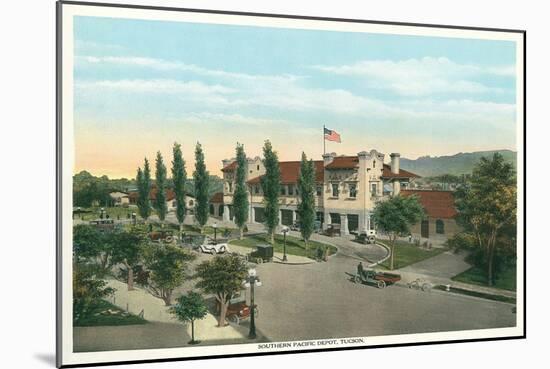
[323,152,336,166]
[390,153,400,175]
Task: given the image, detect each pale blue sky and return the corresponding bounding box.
[73,16,517,178]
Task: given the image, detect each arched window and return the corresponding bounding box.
[209,204,215,215]
[436,219,445,234]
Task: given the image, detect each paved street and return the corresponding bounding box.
[250,252,516,342]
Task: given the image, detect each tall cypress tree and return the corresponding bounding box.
[297,152,315,250]
[137,158,152,221]
[154,151,168,222]
[233,143,249,240]
[193,142,210,232]
[171,142,187,236]
[261,140,280,244]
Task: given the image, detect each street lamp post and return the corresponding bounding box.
[282,226,289,262]
[244,268,262,339]
[213,222,218,243]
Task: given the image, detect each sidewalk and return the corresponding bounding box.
[105,278,247,341]
[395,251,516,299]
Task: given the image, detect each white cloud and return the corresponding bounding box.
[76,55,301,84]
[76,79,235,95]
[311,57,514,96]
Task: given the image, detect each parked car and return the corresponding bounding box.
[355,231,376,244]
[198,237,229,254]
[354,269,401,289]
[88,219,115,231]
[325,223,341,237]
[149,230,174,243]
[246,244,273,263]
[225,293,258,325]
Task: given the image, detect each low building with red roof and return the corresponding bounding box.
[128,186,195,214]
[401,189,461,241]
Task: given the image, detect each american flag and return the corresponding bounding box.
[324,127,341,143]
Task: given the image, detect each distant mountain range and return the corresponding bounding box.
[400,150,517,177]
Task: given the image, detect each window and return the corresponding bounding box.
[254,185,260,194]
[316,185,322,196]
[332,183,339,197]
[228,182,233,193]
[188,200,194,206]
[288,185,294,196]
[373,160,376,168]
[349,183,357,198]
[257,165,260,171]
[209,204,214,215]
[436,219,445,234]
[371,183,377,196]
[281,186,286,196]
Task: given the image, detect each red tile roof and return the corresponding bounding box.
[382,164,420,179]
[210,192,224,203]
[221,161,237,172]
[401,190,457,219]
[325,156,359,169]
[128,188,176,202]
[247,160,325,185]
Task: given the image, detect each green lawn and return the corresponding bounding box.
[452,265,516,291]
[377,240,448,270]
[229,233,337,260]
[74,299,148,327]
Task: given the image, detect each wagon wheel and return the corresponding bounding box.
[377,280,386,289]
[229,315,240,325]
[219,246,226,253]
[354,275,362,284]
[165,236,174,243]
[421,283,432,292]
[211,248,217,255]
[256,257,263,264]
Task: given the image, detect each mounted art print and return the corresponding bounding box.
[56,1,526,367]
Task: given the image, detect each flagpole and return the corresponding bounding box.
[323,124,326,156]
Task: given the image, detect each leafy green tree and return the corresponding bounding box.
[194,254,248,327]
[136,158,152,221]
[143,244,196,306]
[261,140,281,244]
[172,143,187,236]
[233,143,249,239]
[170,292,208,344]
[193,142,210,231]
[154,151,168,222]
[297,152,316,249]
[372,195,425,270]
[111,227,147,290]
[73,261,115,324]
[73,224,114,274]
[454,153,517,286]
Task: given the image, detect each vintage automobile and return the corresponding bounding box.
[198,236,229,254]
[246,244,273,264]
[290,220,322,233]
[325,223,341,237]
[225,293,258,325]
[354,269,401,289]
[149,230,174,243]
[88,219,115,231]
[355,230,377,244]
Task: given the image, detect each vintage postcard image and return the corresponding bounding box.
[58,2,525,367]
